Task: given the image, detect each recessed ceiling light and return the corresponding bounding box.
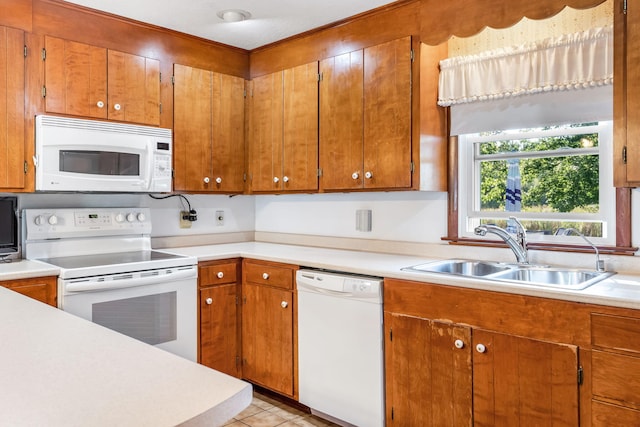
[216,9,251,23]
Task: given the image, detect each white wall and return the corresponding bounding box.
[254,191,448,243]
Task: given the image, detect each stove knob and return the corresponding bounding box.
[126,213,136,222]
[115,213,125,223]
[48,215,58,225]
[34,215,44,226]
[137,213,146,222]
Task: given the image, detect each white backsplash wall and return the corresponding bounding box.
[16,193,255,238]
[254,191,448,243]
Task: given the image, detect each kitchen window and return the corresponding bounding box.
[458,121,615,245]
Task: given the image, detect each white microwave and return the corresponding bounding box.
[34,115,172,193]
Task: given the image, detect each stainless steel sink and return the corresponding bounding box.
[402,259,615,290]
[490,267,615,290]
[402,259,512,277]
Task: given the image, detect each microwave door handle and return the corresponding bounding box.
[144,141,153,190]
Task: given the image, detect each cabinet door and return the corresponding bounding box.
[363,36,412,189]
[1,276,57,307]
[211,72,245,192]
[107,50,160,125]
[241,283,293,396]
[173,64,213,191]
[623,2,640,183]
[473,329,579,426]
[282,61,319,191]
[319,51,364,191]
[0,26,25,189]
[249,71,284,192]
[200,284,239,377]
[44,36,108,119]
[384,313,472,426]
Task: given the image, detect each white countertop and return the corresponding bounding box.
[0,259,60,280]
[0,286,252,426]
[166,242,640,310]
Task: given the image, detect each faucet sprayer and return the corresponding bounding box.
[563,228,605,272]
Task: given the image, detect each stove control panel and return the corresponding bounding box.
[24,208,152,240]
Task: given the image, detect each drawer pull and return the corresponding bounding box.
[281,301,288,308]
[217,271,224,279]
[454,339,465,349]
[262,273,270,280]
[205,297,213,305]
[476,343,486,353]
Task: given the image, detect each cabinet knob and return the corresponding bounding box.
[96,101,105,108]
[113,103,122,111]
[273,177,279,183]
[262,272,270,280]
[365,171,373,179]
[215,177,222,184]
[454,339,465,349]
[283,176,289,183]
[352,172,359,180]
[203,176,210,184]
[217,271,224,279]
[281,301,288,308]
[205,297,213,305]
[476,343,487,353]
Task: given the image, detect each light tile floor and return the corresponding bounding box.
[224,392,340,427]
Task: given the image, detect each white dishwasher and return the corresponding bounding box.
[296,269,384,427]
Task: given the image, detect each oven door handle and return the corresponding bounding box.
[64,267,196,293]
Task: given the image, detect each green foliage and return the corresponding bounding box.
[478,132,599,213]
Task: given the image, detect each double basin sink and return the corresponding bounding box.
[402,259,615,290]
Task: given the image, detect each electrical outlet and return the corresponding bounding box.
[179,210,192,229]
[215,210,224,226]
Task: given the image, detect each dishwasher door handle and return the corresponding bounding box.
[297,281,352,297]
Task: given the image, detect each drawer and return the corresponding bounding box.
[244,261,293,290]
[592,400,640,426]
[592,350,640,407]
[591,313,640,354]
[199,262,238,286]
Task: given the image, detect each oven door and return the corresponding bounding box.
[58,267,197,361]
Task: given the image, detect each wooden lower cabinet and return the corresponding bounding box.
[384,278,582,426]
[241,259,297,397]
[0,276,57,306]
[198,260,240,377]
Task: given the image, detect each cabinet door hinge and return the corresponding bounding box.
[410,49,415,62]
[41,86,46,98]
[24,161,28,174]
[577,366,584,385]
[243,88,247,98]
[623,0,628,14]
[318,72,323,82]
[243,296,247,304]
[389,328,393,342]
[171,75,175,85]
[410,161,415,173]
[623,146,628,164]
[159,72,162,83]
[391,407,395,420]
[243,172,247,182]
[41,48,46,61]
[236,355,240,367]
[235,296,239,305]
[317,168,322,177]
[159,103,163,114]
[23,45,27,58]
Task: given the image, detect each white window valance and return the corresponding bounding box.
[437,25,613,107]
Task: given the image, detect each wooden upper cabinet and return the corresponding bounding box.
[319,37,413,191]
[43,36,160,126]
[363,36,413,190]
[614,0,640,186]
[173,64,245,193]
[319,51,364,191]
[107,50,160,125]
[0,26,26,190]
[249,61,318,193]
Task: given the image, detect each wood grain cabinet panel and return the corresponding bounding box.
[198,260,240,377]
[43,36,159,126]
[173,64,245,193]
[241,259,296,397]
[319,37,413,191]
[1,276,57,307]
[249,62,318,193]
[0,26,26,190]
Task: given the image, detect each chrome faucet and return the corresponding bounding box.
[474,216,529,264]
[564,228,605,272]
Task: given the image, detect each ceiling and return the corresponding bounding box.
[63,0,399,50]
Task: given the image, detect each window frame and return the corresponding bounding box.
[458,122,615,245]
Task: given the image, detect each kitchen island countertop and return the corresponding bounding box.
[0,285,251,426]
